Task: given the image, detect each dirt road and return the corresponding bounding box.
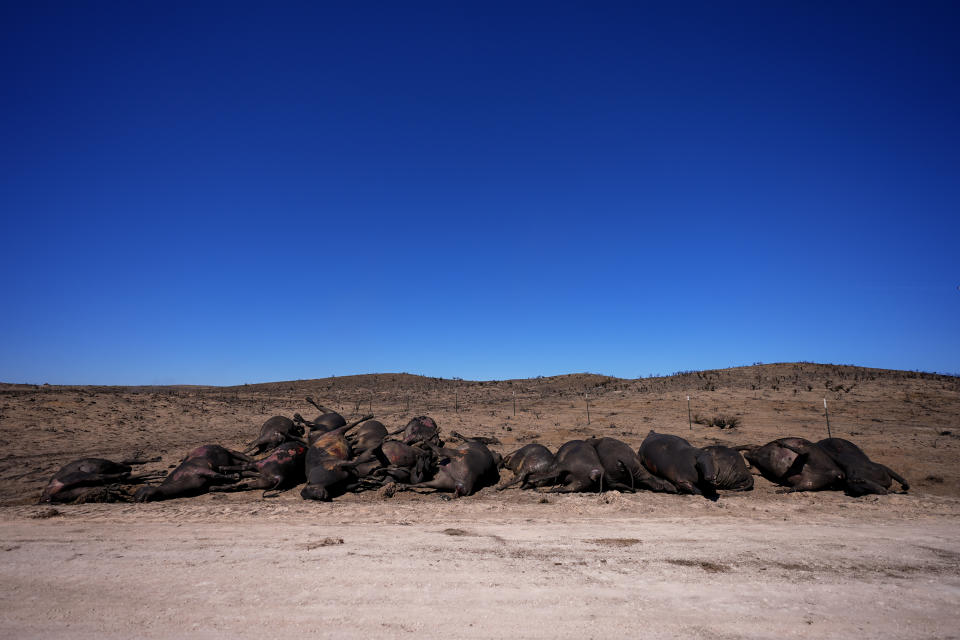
[2,490,958,639]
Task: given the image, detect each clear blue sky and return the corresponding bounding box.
[1,1,958,385]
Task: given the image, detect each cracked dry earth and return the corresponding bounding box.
[1,365,959,638]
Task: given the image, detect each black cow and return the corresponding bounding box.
[407,439,499,497]
[294,396,347,432]
[211,442,308,496]
[525,440,605,493]
[41,457,163,503]
[497,444,555,491]
[305,414,372,453]
[816,438,908,496]
[348,419,389,453]
[587,437,678,493]
[741,437,844,492]
[388,416,442,446]
[353,440,436,485]
[300,415,372,501]
[134,445,248,502]
[243,415,305,455]
[700,445,753,491]
[638,431,717,496]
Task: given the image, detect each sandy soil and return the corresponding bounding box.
[1,363,959,638]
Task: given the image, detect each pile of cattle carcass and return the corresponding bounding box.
[40,397,909,504]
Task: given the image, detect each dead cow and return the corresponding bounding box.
[211,442,308,496]
[243,415,305,455]
[700,445,753,491]
[301,415,373,501]
[348,419,389,453]
[587,436,678,493]
[353,440,435,485]
[638,431,718,496]
[497,444,555,491]
[305,414,373,452]
[449,431,502,467]
[389,416,442,446]
[41,457,164,503]
[408,439,500,497]
[816,438,908,496]
[525,440,605,493]
[294,396,347,433]
[740,438,843,493]
[134,445,249,502]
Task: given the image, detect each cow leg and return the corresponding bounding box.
[844,478,888,497]
[674,480,703,495]
[496,474,526,491]
[524,470,561,488]
[777,479,831,493]
[547,485,581,494]
[355,476,386,489]
[200,470,242,485]
[220,463,257,473]
[125,471,167,484]
[374,467,412,484]
[413,457,434,482]
[225,450,256,464]
[419,442,464,459]
[520,472,554,490]
[351,449,379,465]
[578,473,605,493]
[635,473,678,493]
[546,473,582,493]
[881,465,909,491]
[261,478,295,498]
[613,461,636,492]
[353,460,381,477]
[215,476,277,492]
[407,473,457,493]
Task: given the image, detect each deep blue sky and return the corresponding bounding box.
[1,1,958,385]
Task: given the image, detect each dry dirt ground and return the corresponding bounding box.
[1,363,959,639]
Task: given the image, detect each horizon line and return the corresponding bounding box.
[2,361,958,388]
